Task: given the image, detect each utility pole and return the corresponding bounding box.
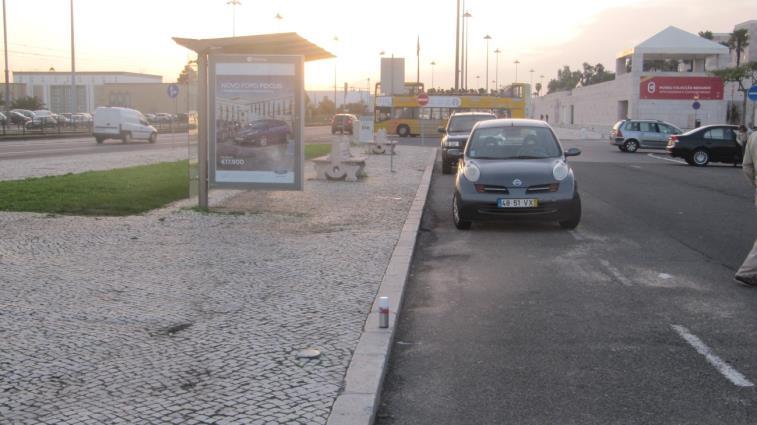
[70,0,76,113]
[494,48,501,91]
[227,0,241,37]
[484,35,491,92]
[3,0,9,110]
[454,0,460,90]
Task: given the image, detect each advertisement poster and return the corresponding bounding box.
[209,54,304,190]
[639,76,724,100]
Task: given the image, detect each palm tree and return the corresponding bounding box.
[728,29,750,66]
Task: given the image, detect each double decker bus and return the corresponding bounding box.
[374,82,529,137]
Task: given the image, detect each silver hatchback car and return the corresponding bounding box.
[610,119,682,152]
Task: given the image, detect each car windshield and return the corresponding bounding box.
[467,126,561,159]
[448,115,493,133]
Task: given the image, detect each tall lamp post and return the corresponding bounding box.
[529,69,534,93]
[274,12,283,32]
[463,11,472,90]
[454,0,460,89]
[539,74,544,95]
[483,35,491,92]
[2,0,9,110]
[494,48,501,91]
[513,59,520,83]
[430,61,436,89]
[70,0,76,114]
[226,0,241,37]
[333,36,338,114]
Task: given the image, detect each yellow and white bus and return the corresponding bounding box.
[374,82,529,137]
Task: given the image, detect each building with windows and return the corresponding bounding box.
[12,71,162,113]
[531,25,750,130]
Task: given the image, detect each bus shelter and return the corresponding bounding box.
[174,33,333,208]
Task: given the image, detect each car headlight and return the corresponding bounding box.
[463,162,481,182]
[447,140,461,147]
[552,162,569,181]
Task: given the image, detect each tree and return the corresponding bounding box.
[728,29,750,66]
[10,96,44,110]
[698,30,714,40]
[177,62,198,84]
[534,82,542,96]
[710,61,757,126]
[316,97,335,116]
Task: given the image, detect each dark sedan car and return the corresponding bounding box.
[666,125,740,166]
[439,112,496,175]
[453,119,582,230]
[331,114,357,134]
[234,119,291,146]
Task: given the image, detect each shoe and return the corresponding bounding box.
[734,275,757,287]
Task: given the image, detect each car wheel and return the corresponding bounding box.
[452,192,472,230]
[397,125,410,138]
[559,193,582,230]
[122,132,132,143]
[623,139,639,153]
[691,149,710,166]
[95,137,104,144]
[618,145,627,152]
[149,132,157,144]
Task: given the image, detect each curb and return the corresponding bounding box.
[326,148,437,425]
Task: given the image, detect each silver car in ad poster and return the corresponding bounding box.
[452,119,582,230]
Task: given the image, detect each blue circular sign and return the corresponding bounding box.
[167,84,180,98]
[748,85,757,102]
[692,101,701,110]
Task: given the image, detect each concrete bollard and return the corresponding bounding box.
[378,296,389,328]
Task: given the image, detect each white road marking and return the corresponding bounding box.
[671,324,754,387]
[648,153,686,164]
[599,259,633,286]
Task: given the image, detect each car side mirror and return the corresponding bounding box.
[438,127,446,134]
[564,147,581,157]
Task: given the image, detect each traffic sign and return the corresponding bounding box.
[748,85,757,102]
[167,84,180,98]
[692,101,701,110]
[417,92,429,106]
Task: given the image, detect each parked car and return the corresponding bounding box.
[11,109,35,120]
[439,112,497,174]
[93,106,157,144]
[234,119,291,146]
[331,114,358,134]
[155,113,175,123]
[452,119,582,230]
[7,111,30,126]
[666,124,741,166]
[610,119,682,152]
[145,113,158,123]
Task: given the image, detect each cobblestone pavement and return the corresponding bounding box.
[0,146,433,424]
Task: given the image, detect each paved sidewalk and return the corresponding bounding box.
[0,146,433,424]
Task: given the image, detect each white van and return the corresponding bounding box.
[93,107,157,144]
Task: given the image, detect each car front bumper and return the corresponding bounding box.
[457,189,579,222]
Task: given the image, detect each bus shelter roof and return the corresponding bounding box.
[173,32,334,61]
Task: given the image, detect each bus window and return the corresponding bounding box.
[376,107,391,122]
[393,107,417,119]
[419,107,431,120]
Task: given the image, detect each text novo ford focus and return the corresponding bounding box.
[452,119,582,230]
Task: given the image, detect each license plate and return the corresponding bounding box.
[498,198,538,208]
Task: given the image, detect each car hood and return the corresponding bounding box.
[469,157,566,186]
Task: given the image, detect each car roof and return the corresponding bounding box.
[450,112,496,117]
[474,118,552,129]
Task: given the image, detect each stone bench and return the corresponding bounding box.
[363,139,398,155]
[313,138,367,182]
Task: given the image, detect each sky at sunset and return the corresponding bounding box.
[2,0,754,91]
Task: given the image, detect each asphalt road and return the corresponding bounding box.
[377,141,757,425]
[0,126,334,161]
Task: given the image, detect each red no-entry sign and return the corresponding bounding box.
[417,92,429,106]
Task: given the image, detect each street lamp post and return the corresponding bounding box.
[2,0,9,110]
[513,59,520,83]
[333,36,338,114]
[454,0,460,89]
[430,61,436,89]
[475,75,480,89]
[539,74,544,96]
[494,48,501,91]
[274,12,283,32]
[226,0,241,37]
[484,35,491,93]
[463,11,472,90]
[70,0,76,114]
